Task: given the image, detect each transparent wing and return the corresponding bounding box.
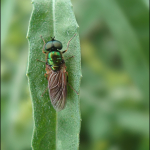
[48,66,67,111]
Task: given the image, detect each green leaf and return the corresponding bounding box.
[27,0,81,150]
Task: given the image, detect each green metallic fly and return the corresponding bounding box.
[38,34,78,111]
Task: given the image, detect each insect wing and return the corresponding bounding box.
[48,67,67,111]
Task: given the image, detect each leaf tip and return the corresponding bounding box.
[31,1,34,4]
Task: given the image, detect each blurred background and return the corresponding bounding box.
[1,0,149,150]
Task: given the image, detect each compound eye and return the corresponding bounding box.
[53,40,62,50]
[45,41,53,50]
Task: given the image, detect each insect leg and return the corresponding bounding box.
[62,34,76,54]
[44,73,48,80]
[37,59,48,80]
[41,86,48,97]
[64,56,74,61]
[65,71,79,95]
[37,59,46,63]
[40,35,46,54]
[67,83,79,95]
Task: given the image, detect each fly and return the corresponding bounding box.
[37,34,78,111]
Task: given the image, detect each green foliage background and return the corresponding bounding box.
[1,0,149,150]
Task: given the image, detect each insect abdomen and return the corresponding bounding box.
[47,51,63,71]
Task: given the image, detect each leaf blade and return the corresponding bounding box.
[27,0,81,150]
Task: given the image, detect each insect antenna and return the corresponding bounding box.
[51,36,55,41]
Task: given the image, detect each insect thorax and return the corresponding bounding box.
[47,51,63,71]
